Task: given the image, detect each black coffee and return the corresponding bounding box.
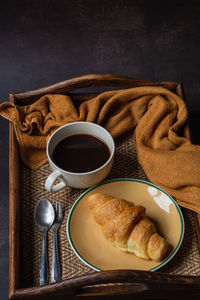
[52,134,110,173]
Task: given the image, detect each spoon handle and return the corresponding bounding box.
[40,230,49,285]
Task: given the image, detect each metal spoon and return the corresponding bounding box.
[34,198,55,285]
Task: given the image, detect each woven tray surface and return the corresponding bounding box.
[19,132,200,288]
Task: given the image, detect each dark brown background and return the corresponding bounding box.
[1,1,200,299]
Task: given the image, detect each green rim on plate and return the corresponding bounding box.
[67,178,185,272]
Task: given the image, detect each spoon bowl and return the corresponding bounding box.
[34,198,55,229]
[34,198,55,285]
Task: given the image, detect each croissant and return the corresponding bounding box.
[88,193,168,261]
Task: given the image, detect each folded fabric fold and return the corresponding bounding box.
[1,86,200,213]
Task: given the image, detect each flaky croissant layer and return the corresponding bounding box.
[88,193,168,261]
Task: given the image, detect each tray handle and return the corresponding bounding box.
[13,74,179,100]
[11,270,200,299]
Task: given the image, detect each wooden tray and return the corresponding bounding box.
[9,74,200,299]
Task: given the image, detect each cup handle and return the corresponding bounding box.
[45,169,67,192]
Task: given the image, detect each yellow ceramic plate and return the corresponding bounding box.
[67,178,184,272]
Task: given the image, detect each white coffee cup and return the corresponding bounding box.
[45,121,115,192]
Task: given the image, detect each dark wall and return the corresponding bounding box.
[1,0,200,112]
[1,1,200,299]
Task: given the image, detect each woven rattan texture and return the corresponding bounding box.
[19,132,200,288]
